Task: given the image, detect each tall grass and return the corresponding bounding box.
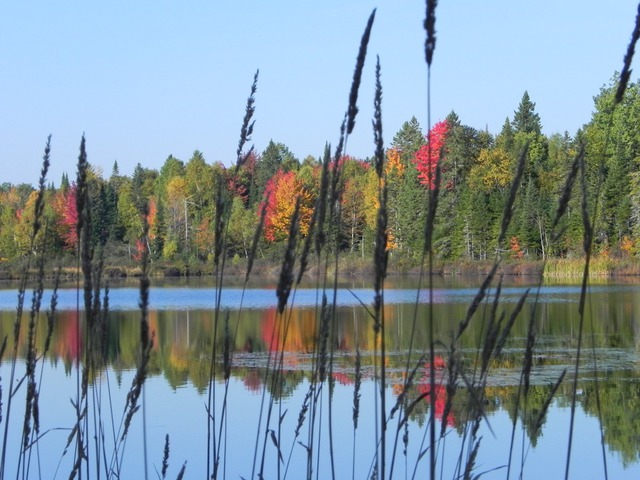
[1,2,639,479]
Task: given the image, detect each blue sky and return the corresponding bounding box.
[1,1,638,186]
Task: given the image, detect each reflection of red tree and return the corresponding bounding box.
[55,311,82,363]
[416,383,454,428]
[417,357,454,428]
[425,355,446,371]
[243,370,262,393]
[392,356,455,428]
[261,308,280,352]
[333,372,353,386]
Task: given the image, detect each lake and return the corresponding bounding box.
[0,276,639,479]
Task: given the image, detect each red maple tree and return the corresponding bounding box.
[53,184,79,249]
[414,120,449,189]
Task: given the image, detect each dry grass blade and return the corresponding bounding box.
[579,154,593,254]
[522,308,536,397]
[123,207,154,440]
[495,288,530,357]
[389,354,426,420]
[314,144,331,255]
[532,370,567,438]
[481,279,505,379]
[161,434,170,479]
[330,118,347,219]
[75,135,88,240]
[0,135,52,480]
[424,152,442,254]
[76,135,96,326]
[373,184,389,328]
[397,391,430,431]
[616,3,640,103]
[175,461,187,480]
[457,262,499,340]
[347,9,376,135]
[424,0,438,66]
[551,145,583,236]
[295,388,312,438]
[32,135,51,238]
[353,347,362,430]
[463,438,481,480]
[457,370,496,438]
[318,295,331,383]
[372,56,384,178]
[297,196,318,285]
[0,336,6,363]
[223,311,232,380]
[269,429,284,464]
[440,347,458,438]
[214,178,226,272]
[247,196,268,281]
[236,69,259,170]
[276,198,300,314]
[497,142,528,248]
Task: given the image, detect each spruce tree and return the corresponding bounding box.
[512,91,542,135]
[392,116,424,166]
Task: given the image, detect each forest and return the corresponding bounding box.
[1,76,639,273]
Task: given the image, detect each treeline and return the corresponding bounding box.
[1,76,639,267]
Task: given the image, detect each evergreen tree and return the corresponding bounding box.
[512,91,542,135]
[396,165,426,257]
[496,117,515,153]
[386,117,426,258]
[60,173,70,192]
[391,116,425,167]
[585,75,640,253]
[435,112,487,258]
[131,163,157,214]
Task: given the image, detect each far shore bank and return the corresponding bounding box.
[1,256,639,284]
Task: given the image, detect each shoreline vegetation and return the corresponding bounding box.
[2,2,640,479]
[2,255,640,282]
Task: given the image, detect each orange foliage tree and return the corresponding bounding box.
[53,184,79,250]
[262,170,314,242]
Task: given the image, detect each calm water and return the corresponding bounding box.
[0,277,639,479]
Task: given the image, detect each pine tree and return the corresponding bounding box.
[391,116,425,167]
[512,91,542,135]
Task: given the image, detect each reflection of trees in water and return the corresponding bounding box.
[1,301,639,462]
[579,376,640,466]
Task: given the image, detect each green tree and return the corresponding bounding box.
[391,116,425,168]
[584,76,640,254]
[512,91,542,136]
[387,117,426,258]
[435,112,488,258]
[116,180,145,258]
[227,197,257,258]
[508,91,550,257]
[131,163,153,212]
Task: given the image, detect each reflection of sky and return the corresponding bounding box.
[1,362,637,479]
[1,285,639,311]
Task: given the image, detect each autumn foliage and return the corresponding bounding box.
[261,170,314,242]
[53,185,79,250]
[415,120,449,189]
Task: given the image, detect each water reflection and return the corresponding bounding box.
[0,281,639,477]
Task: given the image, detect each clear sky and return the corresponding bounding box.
[1,1,638,186]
